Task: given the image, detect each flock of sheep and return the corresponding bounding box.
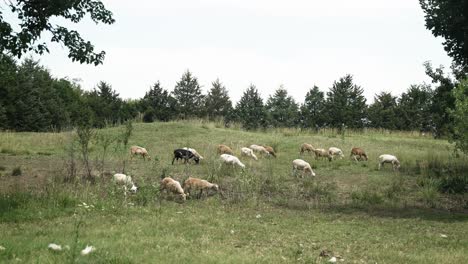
[113,144,401,202]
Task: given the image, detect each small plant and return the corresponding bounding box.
[0,165,6,171]
[12,166,22,176]
[419,184,440,208]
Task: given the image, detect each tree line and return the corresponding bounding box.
[0,54,462,138]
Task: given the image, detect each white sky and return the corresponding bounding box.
[15,0,453,103]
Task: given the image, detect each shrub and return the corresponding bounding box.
[11,166,22,176]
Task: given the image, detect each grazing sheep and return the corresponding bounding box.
[113,173,138,193]
[300,143,315,155]
[172,149,200,165]
[130,146,151,161]
[160,177,186,200]
[241,147,258,160]
[249,144,270,156]
[378,154,400,171]
[217,144,234,155]
[183,147,204,160]
[292,159,316,177]
[328,147,344,160]
[263,145,277,158]
[220,154,245,168]
[183,177,219,198]
[350,147,368,161]
[313,148,332,161]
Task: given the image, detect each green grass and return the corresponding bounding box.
[0,121,467,263]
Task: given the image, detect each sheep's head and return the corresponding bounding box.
[129,184,138,193]
[180,193,187,201]
[212,184,219,192]
[194,157,200,164]
[306,167,316,177]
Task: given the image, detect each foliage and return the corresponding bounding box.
[265,86,300,127]
[172,70,205,119]
[451,78,468,154]
[368,92,398,130]
[396,84,433,132]
[0,0,114,65]
[140,81,177,122]
[420,0,468,73]
[235,84,267,130]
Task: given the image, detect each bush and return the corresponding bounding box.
[11,166,22,176]
[351,189,384,206]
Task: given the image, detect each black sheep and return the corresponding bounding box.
[172,149,200,165]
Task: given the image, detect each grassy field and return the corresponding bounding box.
[0,121,467,263]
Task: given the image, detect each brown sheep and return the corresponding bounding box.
[263,145,277,158]
[217,144,234,155]
[183,177,219,198]
[130,146,151,161]
[350,147,368,161]
[313,148,332,161]
[160,177,186,201]
[300,143,314,155]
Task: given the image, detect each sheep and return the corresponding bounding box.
[378,154,400,171]
[160,177,186,201]
[130,146,151,161]
[292,159,316,177]
[113,173,138,193]
[183,147,204,160]
[249,144,270,156]
[262,145,277,158]
[220,154,245,168]
[183,177,219,198]
[328,147,344,160]
[313,148,332,161]
[241,147,258,160]
[300,143,315,155]
[172,149,200,165]
[350,147,368,161]
[217,144,234,155]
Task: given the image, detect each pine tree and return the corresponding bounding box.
[396,84,433,131]
[141,81,177,122]
[368,92,398,130]
[86,81,123,127]
[172,70,205,119]
[300,86,325,129]
[235,85,267,130]
[205,79,233,121]
[325,75,367,128]
[265,86,299,127]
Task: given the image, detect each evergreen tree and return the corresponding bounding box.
[325,75,367,128]
[396,84,433,132]
[172,70,205,119]
[265,86,299,127]
[141,81,177,122]
[300,86,326,129]
[235,85,267,130]
[86,81,123,127]
[451,78,468,153]
[368,92,398,130]
[205,79,233,121]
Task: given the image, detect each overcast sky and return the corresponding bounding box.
[19,0,453,103]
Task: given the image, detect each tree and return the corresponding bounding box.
[420,0,468,73]
[396,84,433,132]
[265,86,299,127]
[85,81,123,127]
[300,86,326,129]
[235,85,267,130]
[0,0,114,65]
[368,92,398,130]
[451,78,468,153]
[172,70,205,119]
[205,79,233,121]
[141,81,177,122]
[325,75,367,129]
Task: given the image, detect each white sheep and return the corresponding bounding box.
[292,159,316,177]
[113,173,138,193]
[241,147,258,160]
[160,177,186,201]
[328,147,344,160]
[378,154,400,171]
[249,144,270,156]
[183,177,219,198]
[183,147,204,160]
[220,154,245,168]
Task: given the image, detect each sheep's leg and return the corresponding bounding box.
[378,162,382,170]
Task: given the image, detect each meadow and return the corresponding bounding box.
[0,121,467,263]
